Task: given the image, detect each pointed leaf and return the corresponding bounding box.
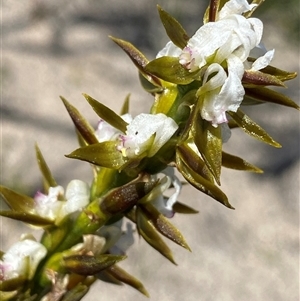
[61,96,99,145]
[83,94,128,133]
[106,265,149,297]
[141,203,191,251]
[245,87,300,110]
[192,112,222,184]
[242,70,285,87]
[0,210,54,226]
[66,141,126,169]
[177,143,214,183]
[136,206,176,264]
[228,109,281,147]
[145,57,198,85]
[176,152,234,209]
[157,5,189,49]
[0,186,35,213]
[61,283,89,301]
[173,202,199,214]
[139,72,164,94]
[35,143,57,191]
[63,254,126,275]
[222,151,263,173]
[0,276,26,292]
[110,36,162,87]
[247,58,297,82]
[120,94,130,115]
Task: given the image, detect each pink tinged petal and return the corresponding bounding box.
[251,49,275,71]
[1,239,47,280]
[156,41,181,58]
[62,180,90,218]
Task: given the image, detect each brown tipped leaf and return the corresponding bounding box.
[0,210,53,227]
[136,206,176,264]
[107,265,149,297]
[63,254,126,276]
[222,151,263,173]
[61,96,99,145]
[157,5,189,49]
[0,186,35,213]
[228,109,281,148]
[242,70,285,87]
[245,87,300,110]
[141,203,191,251]
[176,153,234,209]
[192,112,222,185]
[35,143,57,191]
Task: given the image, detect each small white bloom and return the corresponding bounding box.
[157,0,273,127]
[95,114,132,142]
[152,167,182,218]
[0,237,47,281]
[34,180,90,224]
[118,113,178,158]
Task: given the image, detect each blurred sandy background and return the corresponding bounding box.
[1,1,299,300]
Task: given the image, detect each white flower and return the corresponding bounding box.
[152,167,182,218]
[0,236,47,281]
[157,0,274,127]
[34,180,90,224]
[117,113,178,158]
[95,114,132,142]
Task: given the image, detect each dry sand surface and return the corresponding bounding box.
[1,1,299,300]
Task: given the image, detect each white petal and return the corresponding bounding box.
[2,239,47,280]
[218,0,255,20]
[156,41,181,58]
[62,180,90,217]
[251,49,275,71]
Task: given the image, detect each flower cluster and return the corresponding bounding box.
[0,0,298,300]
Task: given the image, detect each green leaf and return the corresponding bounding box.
[35,143,57,192]
[110,36,162,87]
[141,203,191,251]
[0,276,26,292]
[63,254,126,275]
[157,5,189,49]
[0,186,35,213]
[83,94,128,133]
[173,202,199,214]
[61,283,89,301]
[61,96,99,145]
[145,57,198,85]
[176,152,234,209]
[228,109,281,148]
[192,112,222,185]
[177,143,215,183]
[66,141,127,169]
[242,70,285,87]
[120,94,130,115]
[245,87,300,110]
[136,206,176,264]
[106,265,149,297]
[139,72,164,94]
[0,210,53,227]
[222,151,263,173]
